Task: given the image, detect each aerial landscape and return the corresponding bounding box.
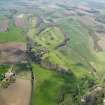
[0,0,105,105]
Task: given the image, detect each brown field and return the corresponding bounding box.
[0,42,26,64]
[97,33,105,51]
[77,5,91,11]
[14,17,25,28]
[0,78,31,105]
[78,15,95,27]
[0,17,8,32]
[0,42,26,51]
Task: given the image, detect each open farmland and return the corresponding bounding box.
[0,0,105,105]
[0,25,25,43]
[0,63,32,105]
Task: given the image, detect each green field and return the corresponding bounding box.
[1,0,105,105]
[0,65,9,74]
[29,16,105,105]
[32,63,98,105]
[32,64,64,105]
[0,25,25,43]
[27,17,64,50]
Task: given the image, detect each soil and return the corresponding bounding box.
[96,33,105,51]
[0,42,26,64]
[0,17,8,32]
[0,42,26,51]
[0,78,31,105]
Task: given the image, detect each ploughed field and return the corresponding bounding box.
[0,64,32,105]
[1,0,105,105]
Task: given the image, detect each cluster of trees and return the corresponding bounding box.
[26,39,48,63]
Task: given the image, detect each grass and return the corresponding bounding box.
[38,27,64,49]
[32,64,65,105]
[0,25,25,43]
[27,17,65,50]
[58,18,94,60]
[31,63,95,105]
[27,14,105,105]
[0,1,105,105]
[0,64,9,74]
[40,18,97,75]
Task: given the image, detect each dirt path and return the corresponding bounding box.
[0,78,31,105]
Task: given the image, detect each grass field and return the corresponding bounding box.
[28,16,105,105]
[0,25,25,43]
[0,65,9,74]
[26,15,101,105]
[1,0,105,104]
[32,63,97,105]
[41,18,97,74]
[27,17,65,50]
[32,64,63,105]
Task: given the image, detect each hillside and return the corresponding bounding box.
[0,0,105,105]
